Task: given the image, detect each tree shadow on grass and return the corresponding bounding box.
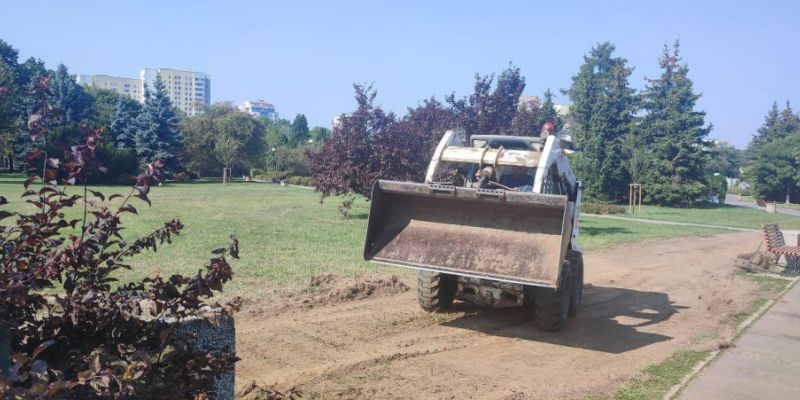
[441,285,684,354]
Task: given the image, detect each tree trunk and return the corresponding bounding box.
[222,167,231,184]
[787,185,791,205]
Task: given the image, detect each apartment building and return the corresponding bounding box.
[239,100,277,120]
[141,68,211,116]
[76,74,144,102]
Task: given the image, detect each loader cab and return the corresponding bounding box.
[469,135,540,191]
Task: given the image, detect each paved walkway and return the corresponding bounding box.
[726,194,800,217]
[681,280,800,399]
[582,213,758,232]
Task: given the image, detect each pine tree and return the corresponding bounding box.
[539,89,559,129]
[566,42,637,202]
[747,101,799,159]
[639,40,712,206]
[110,97,140,149]
[748,102,780,157]
[745,102,800,202]
[50,64,93,123]
[134,76,181,171]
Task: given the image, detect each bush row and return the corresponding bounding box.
[287,176,317,186]
[581,202,626,215]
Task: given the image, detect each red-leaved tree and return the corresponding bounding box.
[1,76,239,399]
[307,65,529,209]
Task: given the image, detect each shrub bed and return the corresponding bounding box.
[582,202,626,215]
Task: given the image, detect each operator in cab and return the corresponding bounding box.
[500,166,534,191]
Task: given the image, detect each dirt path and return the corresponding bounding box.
[236,231,762,399]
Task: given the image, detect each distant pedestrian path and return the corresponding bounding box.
[726,194,800,217]
[582,213,759,233]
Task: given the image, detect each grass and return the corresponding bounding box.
[0,175,745,299]
[625,204,800,230]
[614,350,711,400]
[0,178,381,296]
[731,271,791,326]
[579,216,725,249]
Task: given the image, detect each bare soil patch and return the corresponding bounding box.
[236,232,762,399]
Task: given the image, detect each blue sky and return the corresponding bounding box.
[2,0,798,148]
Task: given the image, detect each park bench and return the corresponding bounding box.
[761,223,800,269]
[756,198,767,209]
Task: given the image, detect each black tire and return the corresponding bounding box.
[568,251,584,317]
[534,264,572,331]
[417,271,457,312]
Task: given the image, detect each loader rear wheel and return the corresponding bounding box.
[534,265,572,331]
[568,251,584,317]
[417,271,457,312]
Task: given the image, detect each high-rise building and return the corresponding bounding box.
[141,68,210,116]
[239,100,276,120]
[76,67,212,116]
[76,74,144,102]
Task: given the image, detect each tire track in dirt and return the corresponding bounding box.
[236,231,762,399]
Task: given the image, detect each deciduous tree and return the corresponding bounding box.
[446,64,525,138]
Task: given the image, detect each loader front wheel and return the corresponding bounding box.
[568,251,584,317]
[417,271,457,312]
[534,266,572,331]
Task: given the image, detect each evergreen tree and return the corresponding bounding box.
[745,102,800,203]
[0,59,19,170]
[747,134,800,203]
[110,96,141,149]
[539,89,559,129]
[134,76,181,171]
[50,64,93,123]
[747,101,799,159]
[288,113,310,147]
[748,102,780,157]
[639,40,712,206]
[566,42,637,202]
[12,60,45,172]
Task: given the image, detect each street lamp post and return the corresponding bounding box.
[271,147,277,172]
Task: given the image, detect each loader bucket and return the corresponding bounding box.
[364,180,573,289]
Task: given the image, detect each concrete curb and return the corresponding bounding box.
[663,275,800,400]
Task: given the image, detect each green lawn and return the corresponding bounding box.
[615,350,711,400]
[624,204,800,230]
[0,176,733,298]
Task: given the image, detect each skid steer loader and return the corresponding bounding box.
[363,128,584,331]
